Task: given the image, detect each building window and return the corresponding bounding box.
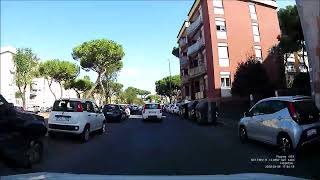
[215,18,227,39]
[252,23,260,42]
[249,4,257,20]
[220,74,231,88]
[213,0,224,15]
[254,46,262,61]
[218,43,229,67]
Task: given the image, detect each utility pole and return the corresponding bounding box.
[168,58,172,103]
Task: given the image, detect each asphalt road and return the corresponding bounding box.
[1,113,320,179]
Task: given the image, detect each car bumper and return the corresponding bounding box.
[48,124,82,134]
[296,126,320,148]
[143,115,162,120]
[105,115,122,121]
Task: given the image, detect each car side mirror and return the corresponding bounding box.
[243,112,247,117]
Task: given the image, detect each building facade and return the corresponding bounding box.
[0,46,17,104]
[296,0,320,109]
[285,51,309,86]
[177,0,280,101]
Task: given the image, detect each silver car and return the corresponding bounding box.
[239,96,320,154]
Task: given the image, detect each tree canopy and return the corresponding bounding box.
[231,57,273,97]
[155,75,181,97]
[39,60,79,99]
[172,47,179,58]
[13,48,39,108]
[64,75,94,98]
[72,39,125,99]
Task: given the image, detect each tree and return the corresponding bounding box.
[278,5,307,69]
[13,48,39,109]
[292,72,311,96]
[146,94,161,103]
[155,75,181,103]
[102,62,123,103]
[231,57,273,97]
[39,60,79,99]
[136,89,151,99]
[64,76,94,98]
[72,39,125,99]
[172,47,179,58]
[123,86,139,104]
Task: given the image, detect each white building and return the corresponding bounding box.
[285,51,309,86]
[0,46,17,104]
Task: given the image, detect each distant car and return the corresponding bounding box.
[0,94,47,167]
[188,100,199,121]
[48,98,106,142]
[103,104,127,122]
[195,99,219,124]
[120,104,130,118]
[172,104,180,114]
[239,96,320,154]
[142,103,162,121]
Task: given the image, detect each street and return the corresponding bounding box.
[1,113,320,179]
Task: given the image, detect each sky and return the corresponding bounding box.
[0,0,295,94]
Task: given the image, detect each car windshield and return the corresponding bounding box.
[145,104,159,109]
[2,0,320,179]
[52,100,78,112]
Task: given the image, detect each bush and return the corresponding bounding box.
[232,57,273,97]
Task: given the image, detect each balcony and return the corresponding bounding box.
[189,64,207,79]
[186,15,203,36]
[179,56,188,66]
[195,91,204,100]
[179,37,188,48]
[187,38,205,56]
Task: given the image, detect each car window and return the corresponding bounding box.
[250,101,271,115]
[86,101,94,113]
[268,100,287,113]
[145,104,159,109]
[53,100,78,112]
[93,103,100,113]
[82,102,87,111]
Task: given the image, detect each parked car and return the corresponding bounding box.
[195,99,219,124]
[0,94,47,167]
[14,106,24,112]
[179,101,190,119]
[48,98,106,142]
[103,104,127,122]
[142,103,162,121]
[172,104,180,115]
[188,100,199,121]
[239,96,320,154]
[131,105,139,114]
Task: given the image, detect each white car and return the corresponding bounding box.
[142,103,162,121]
[48,98,106,142]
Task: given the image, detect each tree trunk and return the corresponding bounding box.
[85,74,100,99]
[99,71,107,103]
[18,86,26,110]
[58,81,63,98]
[75,90,81,98]
[48,79,57,100]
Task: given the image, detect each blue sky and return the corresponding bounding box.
[1,0,295,94]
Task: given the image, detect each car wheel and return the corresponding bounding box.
[277,134,293,155]
[239,126,248,143]
[81,126,90,142]
[99,122,106,134]
[21,140,43,168]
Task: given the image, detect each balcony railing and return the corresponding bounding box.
[180,56,188,66]
[187,38,205,56]
[189,64,207,78]
[179,37,188,47]
[186,15,203,36]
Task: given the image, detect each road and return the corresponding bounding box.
[1,113,320,179]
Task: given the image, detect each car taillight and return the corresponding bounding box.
[76,102,83,112]
[143,105,146,113]
[288,102,297,121]
[158,104,161,109]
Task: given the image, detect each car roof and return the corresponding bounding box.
[58,98,94,103]
[259,96,312,103]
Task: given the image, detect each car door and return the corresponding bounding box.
[93,102,104,127]
[86,101,98,130]
[247,101,269,141]
[258,100,287,143]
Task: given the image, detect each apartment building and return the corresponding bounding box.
[0,46,17,104]
[285,51,309,86]
[296,0,320,109]
[177,0,280,100]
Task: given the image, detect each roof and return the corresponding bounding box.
[177,21,190,40]
[0,46,16,54]
[58,98,95,102]
[259,96,312,103]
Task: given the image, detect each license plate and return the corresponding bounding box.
[107,112,113,115]
[307,129,317,137]
[56,117,69,121]
[149,111,156,114]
